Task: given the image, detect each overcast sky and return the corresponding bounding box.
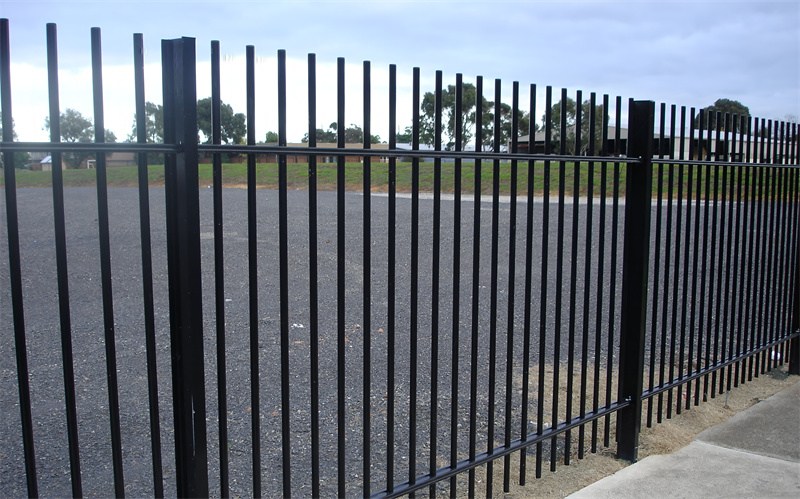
[2,0,798,144]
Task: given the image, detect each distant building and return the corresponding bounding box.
[86,152,136,169]
[514,126,630,156]
[513,127,791,163]
[37,155,52,171]
[30,152,136,170]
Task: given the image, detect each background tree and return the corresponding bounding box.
[127,101,164,143]
[344,123,381,144]
[396,126,413,143]
[543,97,605,155]
[196,97,246,144]
[125,101,164,164]
[480,101,531,151]
[44,108,117,169]
[420,84,531,151]
[695,98,749,132]
[0,113,30,169]
[301,122,379,143]
[420,84,478,150]
[302,122,337,143]
[265,131,278,143]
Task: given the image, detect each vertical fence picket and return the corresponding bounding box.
[732,115,748,387]
[778,156,791,362]
[749,120,762,380]
[756,124,766,372]
[503,80,520,491]
[755,159,769,376]
[428,69,442,499]
[408,65,420,498]
[46,23,84,497]
[667,107,686,420]
[578,92,596,453]
[647,103,666,428]
[535,86,552,477]
[386,63,397,496]
[676,108,696,416]
[781,123,793,362]
[486,79,502,497]
[772,137,783,367]
[565,89,582,467]
[723,113,738,393]
[306,52,321,499]
[745,123,759,382]
[777,150,789,360]
[449,73,464,499]
[761,140,775,374]
[209,39,229,498]
[740,117,752,383]
[770,131,780,366]
[468,75,484,497]
[244,44,261,498]
[336,56,347,499]
[363,59,373,499]
[90,27,125,497]
[592,94,609,450]
[605,96,622,443]
[518,83,536,483]
[132,32,164,498]
[686,108,705,410]
[551,87,567,471]
[779,123,794,362]
[774,160,785,365]
[764,161,778,374]
[714,113,727,399]
[657,104,677,423]
[276,49,292,499]
[700,113,717,403]
[1,17,39,498]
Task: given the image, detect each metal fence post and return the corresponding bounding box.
[617,100,655,462]
[161,36,209,497]
[791,174,800,375]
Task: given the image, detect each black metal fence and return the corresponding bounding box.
[2,20,799,498]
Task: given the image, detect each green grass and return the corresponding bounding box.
[2,164,166,189]
[0,160,777,199]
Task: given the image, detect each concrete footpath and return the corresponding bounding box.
[568,380,800,499]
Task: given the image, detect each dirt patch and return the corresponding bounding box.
[469,363,796,498]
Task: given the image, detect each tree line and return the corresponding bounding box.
[4,96,767,170]
[404,85,605,154]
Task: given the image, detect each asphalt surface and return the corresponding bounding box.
[0,184,748,497]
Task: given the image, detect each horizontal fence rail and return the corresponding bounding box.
[1,19,799,499]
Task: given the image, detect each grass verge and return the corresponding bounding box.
[2,161,753,199]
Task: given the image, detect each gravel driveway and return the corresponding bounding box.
[1,185,633,497]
